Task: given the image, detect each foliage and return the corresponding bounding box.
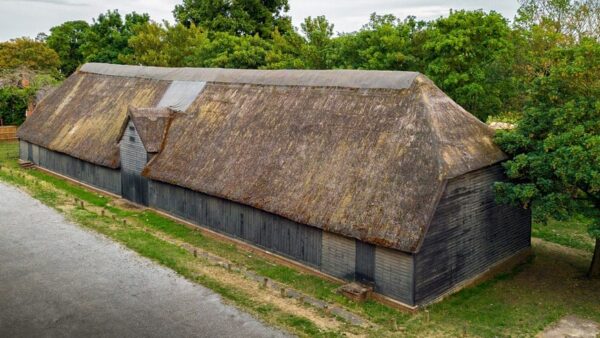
[0,71,61,126]
[0,86,31,125]
[298,16,334,69]
[80,10,150,64]
[516,0,600,40]
[264,29,306,69]
[193,32,272,68]
[494,38,600,275]
[331,14,425,71]
[120,21,208,67]
[421,10,517,121]
[173,0,292,38]
[0,38,60,72]
[47,21,90,75]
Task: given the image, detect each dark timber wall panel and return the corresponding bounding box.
[355,241,375,284]
[321,232,356,279]
[414,164,531,305]
[19,141,121,194]
[149,180,323,267]
[374,247,414,305]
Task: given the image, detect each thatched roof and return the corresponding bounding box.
[127,107,174,153]
[18,63,506,252]
[17,71,168,168]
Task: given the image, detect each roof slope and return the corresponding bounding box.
[143,75,506,252]
[18,72,169,168]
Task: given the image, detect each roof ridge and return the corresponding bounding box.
[79,63,421,90]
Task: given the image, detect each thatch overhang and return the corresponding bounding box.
[125,107,174,153]
[18,63,507,252]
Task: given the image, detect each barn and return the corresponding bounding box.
[17,63,531,307]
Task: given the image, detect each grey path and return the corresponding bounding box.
[0,182,289,338]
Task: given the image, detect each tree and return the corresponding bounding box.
[264,28,306,69]
[299,16,334,69]
[421,10,517,121]
[80,10,150,64]
[516,0,600,40]
[494,38,600,277]
[47,21,90,75]
[0,71,60,125]
[331,14,424,71]
[0,38,60,72]
[121,21,208,67]
[192,32,272,68]
[173,0,292,38]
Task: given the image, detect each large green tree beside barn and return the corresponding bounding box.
[494,38,600,277]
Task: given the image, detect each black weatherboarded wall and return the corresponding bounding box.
[19,140,121,194]
[414,164,531,305]
[148,180,324,267]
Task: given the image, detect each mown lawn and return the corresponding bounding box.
[1,141,598,337]
[532,215,595,253]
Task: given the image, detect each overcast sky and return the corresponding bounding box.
[0,0,520,42]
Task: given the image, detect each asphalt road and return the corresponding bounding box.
[0,182,289,338]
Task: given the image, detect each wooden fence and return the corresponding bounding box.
[0,125,17,141]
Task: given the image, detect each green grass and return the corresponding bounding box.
[0,140,19,164]
[1,142,599,337]
[533,216,595,253]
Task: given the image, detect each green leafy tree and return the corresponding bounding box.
[495,39,600,277]
[265,28,306,69]
[331,14,425,71]
[80,10,150,63]
[121,21,208,67]
[422,10,516,121]
[173,0,292,38]
[0,72,60,125]
[47,21,90,75]
[0,86,31,125]
[0,38,60,72]
[516,0,599,40]
[299,16,334,69]
[193,32,272,68]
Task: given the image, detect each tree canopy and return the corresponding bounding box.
[495,38,600,276]
[173,0,292,38]
[79,10,150,64]
[0,38,60,72]
[46,21,90,75]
